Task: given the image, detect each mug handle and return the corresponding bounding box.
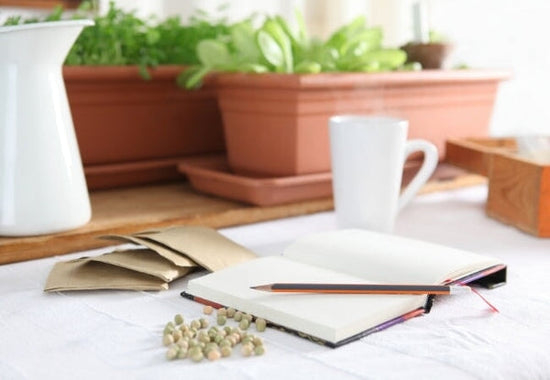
[398,139,438,211]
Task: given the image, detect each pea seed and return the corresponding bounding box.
[226,307,236,318]
[233,332,242,343]
[255,318,267,332]
[253,337,263,347]
[198,331,210,344]
[190,320,201,330]
[217,315,227,326]
[203,305,214,315]
[166,347,178,360]
[207,348,221,361]
[241,336,253,346]
[254,345,265,356]
[234,311,243,322]
[167,343,179,351]
[179,324,189,333]
[177,348,188,359]
[189,347,203,362]
[221,345,232,357]
[164,324,174,335]
[244,313,253,322]
[240,343,253,357]
[200,318,209,329]
[219,338,231,348]
[223,326,232,335]
[217,308,227,317]
[172,330,182,342]
[207,341,219,348]
[163,334,174,346]
[177,339,189,350]
[227,335,237,346]
[174,314,184,325]
[189,338,199,348]
[239,319,250,330]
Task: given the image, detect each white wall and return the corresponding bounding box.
[428,0,550,137]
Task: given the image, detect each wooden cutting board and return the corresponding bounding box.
[0,165,484,265]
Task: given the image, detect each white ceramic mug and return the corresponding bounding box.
[329,115,438,233]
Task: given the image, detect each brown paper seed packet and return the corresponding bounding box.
[101,234,196,267]
[134,226,257,272]
[90,248,193,282]
[44,259,168,292]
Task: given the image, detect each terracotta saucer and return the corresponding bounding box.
[178,156,468,207]
[177,157,332,206]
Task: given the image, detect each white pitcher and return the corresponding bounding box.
[0,20,94,236]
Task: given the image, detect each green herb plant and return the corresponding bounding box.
[2,1,232,80]
[179,12,408,89]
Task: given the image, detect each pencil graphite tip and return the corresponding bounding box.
[250,284,272,292]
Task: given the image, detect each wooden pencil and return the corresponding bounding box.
[250,283,471,295]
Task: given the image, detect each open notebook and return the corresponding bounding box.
[182,229,506,347]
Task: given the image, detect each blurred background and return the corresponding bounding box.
[2,0,549,137]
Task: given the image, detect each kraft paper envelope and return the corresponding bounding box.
[44,226,257,292]
[45,258,168,292]
[134,226,257,272]
[101,234,197,268]
[90,248,193,282]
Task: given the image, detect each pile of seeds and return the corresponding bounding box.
[163,305,268,362]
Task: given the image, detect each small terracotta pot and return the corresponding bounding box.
[63,65,225,189]
[216,70,510,177]
[401,42,453,69]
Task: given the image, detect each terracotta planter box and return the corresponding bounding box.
[63,65,225,189]
[216,70,510,177]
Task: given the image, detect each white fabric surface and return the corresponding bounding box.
[1,185,549,380]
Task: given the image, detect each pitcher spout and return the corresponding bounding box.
[0,19,94,64]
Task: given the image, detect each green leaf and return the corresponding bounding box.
[177,66,211,89]
[326,15,367,52]
[294,61,322,74]
[340,28,382,56]
[44,5,63,21]
[257,30,284,69]
[138,64,152,80]
[274,15,298,46]
[401,62,422,71]
[363,49,407,69]
[197,39,232,67]
[294,8,307,44]
[355,61,381,72]
[239,63,269,73]
[231,22,261,62]
[261,18,293,73]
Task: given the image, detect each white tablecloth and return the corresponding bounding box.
[1,185,550,380]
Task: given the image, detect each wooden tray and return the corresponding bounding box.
[0,165,485,265]
[446,137,550,237]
